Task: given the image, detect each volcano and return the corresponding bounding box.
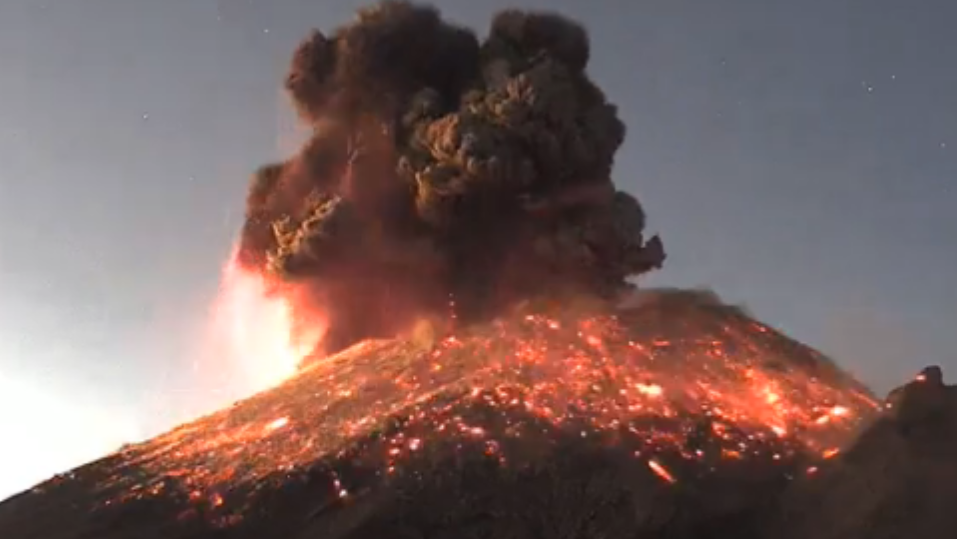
[5,3,950,537]
[0,289,883,539]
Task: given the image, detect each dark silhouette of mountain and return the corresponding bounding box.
[764,365,957,539]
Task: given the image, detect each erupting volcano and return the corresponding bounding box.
[0,290,883,539]
[1,2,952,539]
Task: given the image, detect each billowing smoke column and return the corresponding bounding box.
[237,1,666,357]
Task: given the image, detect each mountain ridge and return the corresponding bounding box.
[0,289,882,539]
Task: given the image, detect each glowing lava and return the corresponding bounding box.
[87,291,880,521]
[648,459,677,484]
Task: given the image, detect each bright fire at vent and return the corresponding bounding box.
[210,253,326,393]
[75,289,880,521]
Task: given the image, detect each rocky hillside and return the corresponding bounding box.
[0,290,884,539]
[764,365,957,539]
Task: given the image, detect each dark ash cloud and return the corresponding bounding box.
[237,1,666,356]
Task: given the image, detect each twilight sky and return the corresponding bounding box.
[0,0,954,499]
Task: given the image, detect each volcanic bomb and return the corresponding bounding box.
[235,0,665,356]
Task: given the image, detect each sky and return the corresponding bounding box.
[0,0,955,500]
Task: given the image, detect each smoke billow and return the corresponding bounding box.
[237,1,666,356]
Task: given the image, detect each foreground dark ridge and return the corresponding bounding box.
[763,365,957,539]
[0,289,880,539]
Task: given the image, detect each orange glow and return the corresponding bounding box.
[648,459,677,484]
[829,406,849,417]
[263,417,290,433]
[822,448,840,459]
[635,383,664,397]
[94,305,879,518]
[211,251,326,393]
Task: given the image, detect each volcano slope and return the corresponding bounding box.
[0,289,878,539]
[764,365,957,539]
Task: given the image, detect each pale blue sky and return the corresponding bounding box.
[0,0,955,498]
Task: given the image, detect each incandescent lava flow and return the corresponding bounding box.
[0,291,880,539]
[118,290,876,494]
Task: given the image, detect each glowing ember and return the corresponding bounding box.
[822,448,840,459]
[648,459,677,484]
[829,405,849,417]
[263,417,289,432]
[88,294,879,519]
[635,383,664,397]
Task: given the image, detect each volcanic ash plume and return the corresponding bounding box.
[236,1,665,357]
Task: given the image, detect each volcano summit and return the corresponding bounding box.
[0,290,879,539]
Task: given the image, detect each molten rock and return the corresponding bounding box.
[0,290,879,539]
